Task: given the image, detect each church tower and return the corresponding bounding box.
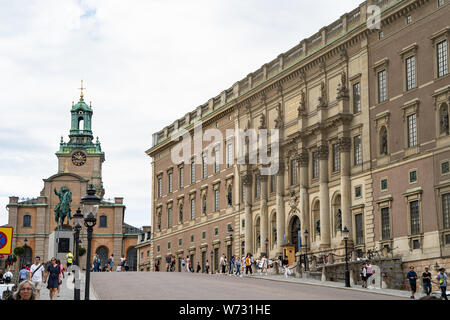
[56,81,105,197]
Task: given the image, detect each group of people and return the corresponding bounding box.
[360,261,375,288]
[406,266,448,300]
[2,255,66,300]
[92,253,130,272]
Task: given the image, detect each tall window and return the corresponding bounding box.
[214,149,220,173]
[442,193,450,229]
[191,159,195,183]
[168,207,172,228]
[332,143,340,172]
[410,200,420,235]
[378,70,387,103]
[312,151,319,179]
[255,174,261,198]
[353,82,361,113]
[202,154,207,179]
[191,198,195,220]
[99,215,107,228]
[23,215,31,227]
[354,135,362,166]
[179,167,184,188]
[157,212,161,231]
[270,175,276,193]
[406,56,416,91]
[202,195,207,215]
[226,141,233,167]
[407,114,417,147]
[381,207,390,240]
[291,159,298,185]
[355,214,364,245]
[158,177,162,198]
[214,189,219,212]
[437,40,448,77]
[168,172,173,193]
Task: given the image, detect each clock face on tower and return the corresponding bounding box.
[72,151,86,166]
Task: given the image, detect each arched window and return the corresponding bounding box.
[96,246,109,266]
[440,103,449,135]
[379,126,388,155]
[99,215,107,228]
[23,214,31,227]
[78,117,84,131]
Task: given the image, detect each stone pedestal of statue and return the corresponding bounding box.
[48,230,74,263]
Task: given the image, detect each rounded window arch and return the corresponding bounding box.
[270,211,277,249]
[96,246,109,267]
[379,126,388,155]
[23,214,31,228]
[23,246,33,266]
[331,193,342,237]
[78,117,84,131]
[312,199,321,239]
[126,247,137,271]
[289,215,301,252]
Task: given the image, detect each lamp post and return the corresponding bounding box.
[304,230,308,271]
[210,250,214,274]
[342,226,350,287]
[72,207,83,300]
[81,185,100,300]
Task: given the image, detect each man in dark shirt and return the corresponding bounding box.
[406,266,418,299]
[422,267,432,296]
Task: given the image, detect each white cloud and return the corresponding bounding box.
[0,0,362,227]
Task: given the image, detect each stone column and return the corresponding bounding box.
[298,151,309,240]
[339,137,352,238]
[276,161,285,255]
[243,174,253,255]
[260,174,269,256]
[318,144,331,248]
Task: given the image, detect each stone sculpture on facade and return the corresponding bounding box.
[274,102,283,129]
[336,71,349,99]
[335,209,342,231]
[440,106,449,135]
[317,81,327,108]
[297,90,306,118]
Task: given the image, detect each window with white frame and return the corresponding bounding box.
[226,140,233,168]
[202,154,207,179]
[442,193,450,229]
[353,82,361,113]
[291,159,298,185]
[406,56,416,91]
[191,160,195,183]
[255,174,261,198]
[214,189,219,212]
[168,207,172,228]
[410,200,420,235]
[437,40,448,77]
[179,167,184,188]
[378,70,387,103]
[214,149,220,173]
[168,172,173,193]
[158,177,162,198]
[381,207,390,240]
[191,198,195,220]
[332,143,340,172]
[354,135,362,166]
[407,114,417,147]
[312,151,319,179]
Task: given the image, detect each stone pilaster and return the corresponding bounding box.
[339,136,352,239]
[318,144,330,248]
[276,161,285,255]
[260,174,268,256]
[298,151,310,240]
[243,174,253,255]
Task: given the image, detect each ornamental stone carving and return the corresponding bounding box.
[242,174,253,186]
[317,81,327,108]
[298,90,306,118]
[298,151,309,167]
[259,112,266,130]
[336,71,349,99]
[317,145,329,160]
[288,190,299,214]
[274,102,284,129]
[338,137,352,152]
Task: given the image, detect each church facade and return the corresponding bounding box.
[6,88,139,270]
[146,0,450,279]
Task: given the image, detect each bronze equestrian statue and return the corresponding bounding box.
[54,186,72,231]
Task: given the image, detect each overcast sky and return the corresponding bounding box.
[0,0,362,229]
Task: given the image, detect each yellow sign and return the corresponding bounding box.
[0,227,13,255]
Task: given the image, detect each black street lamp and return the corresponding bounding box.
[72,207,83,300]
[304,230,309,271]
[81,185,100,300]
[342,226,351,288]
[210,250,214,274]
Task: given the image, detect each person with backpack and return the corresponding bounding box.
[3,269,13,284]
[19,265,30,282]
[436,268,448,300]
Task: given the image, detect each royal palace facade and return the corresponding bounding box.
[144,0,450,276]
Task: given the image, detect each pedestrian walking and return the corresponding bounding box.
[436,268,448,300]
[360,262,367,288]
[229,255,235,275]
[56,259,64,297]
[11,280,36,300]
[196,262,201,273]
[155,260,160,272]
[235,256,241,276]
[166,255,171,272]
[422,266,432,296]
[181,257,186,272]
[109,254,114,271]
[220,254,227,274]
[282,256,291,278]
[19,265,30,282]
[365,261,374,288]
[406,266,418,299]
[93,253,100,272]
[44,257,60,300]
[66,251,73,274]
[245,254,252,275]
[260,255,268,275]
[124,259,129,272]
[205,260,210,274]
[29,256,45,300]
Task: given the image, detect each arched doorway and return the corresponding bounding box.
[254,216,261,253]
[290,216,301,252]
[126,247,137,271]
[23,246,33,266]
[96,246,109,267]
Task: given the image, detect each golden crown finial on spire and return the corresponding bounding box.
[79,80,85,99]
